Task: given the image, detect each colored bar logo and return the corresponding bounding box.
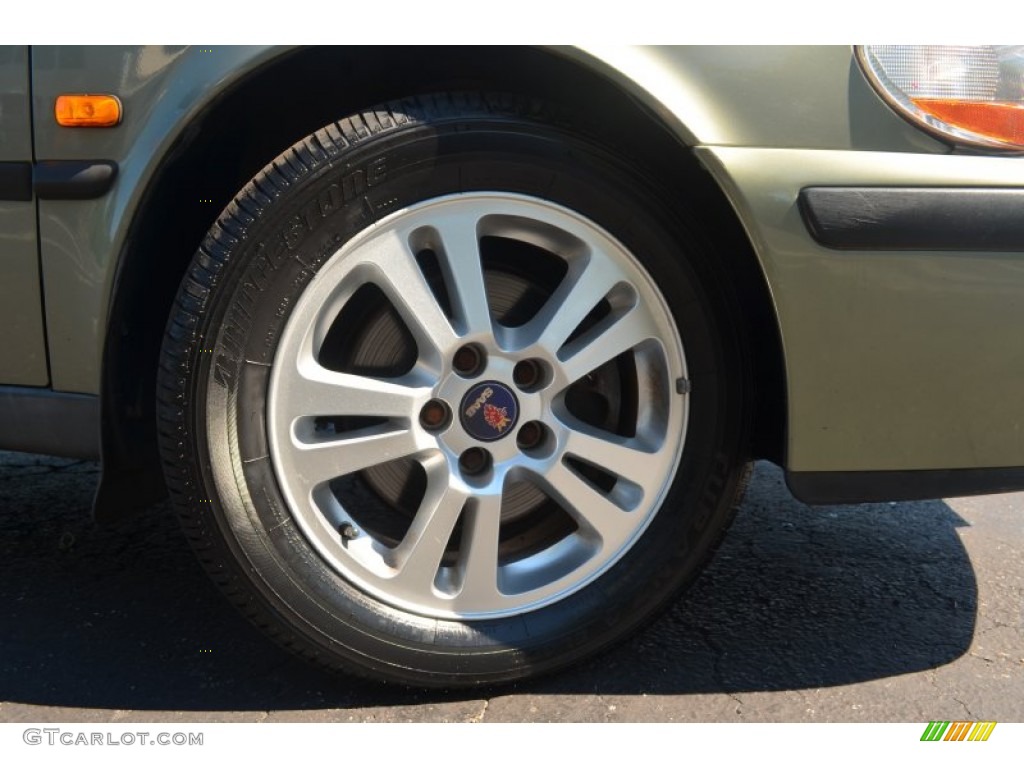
[921,722,997,741]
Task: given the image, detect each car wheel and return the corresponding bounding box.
[157,92,750,686]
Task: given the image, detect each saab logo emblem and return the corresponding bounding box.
[483,403,511,432]
[460,381,519,441]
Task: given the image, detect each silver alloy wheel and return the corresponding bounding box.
[267,192,688,619]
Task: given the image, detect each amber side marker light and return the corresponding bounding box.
[55,94,122,127]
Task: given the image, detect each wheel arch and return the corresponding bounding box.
[96,45,786,519]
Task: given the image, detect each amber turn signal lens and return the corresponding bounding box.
[55,94,122,127]
[913,99,1024,147]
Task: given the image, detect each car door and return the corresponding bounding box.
[0,45,47,385]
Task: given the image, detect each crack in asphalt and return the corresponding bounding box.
[927,667,974,721]
[982,620,1021,632]
[727,693,744,718]
[952,696,974,720]
[466,699,488,723]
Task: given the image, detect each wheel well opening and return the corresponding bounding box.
[97,45,785,519]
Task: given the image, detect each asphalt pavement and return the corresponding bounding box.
[0,452,1020,722]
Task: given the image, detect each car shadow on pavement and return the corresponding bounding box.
[0,456,976,714]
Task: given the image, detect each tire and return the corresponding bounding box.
[157,92,750,687]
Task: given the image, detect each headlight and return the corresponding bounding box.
[857,45,1024,150]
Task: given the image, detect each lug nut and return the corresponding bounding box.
[513,359,544,390]
[459,447,492,476]
[419,399,451,431]
[516,421,545,451]
[453,344,484,377]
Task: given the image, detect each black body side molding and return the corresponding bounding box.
[34,160,119,200]
[799,187,1024,251]
[0,160,118,201]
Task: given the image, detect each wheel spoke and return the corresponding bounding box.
[456,492,503,605]
[432,212,492,336]
[562,426,657,495]
[531,461,636,546]
[518,255,621,351]
[557,303,656,386]
[389,463,468,589]
[370,231,459,357]
[289,427,423,493]
[282,361,424,422]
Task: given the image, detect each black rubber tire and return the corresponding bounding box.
[157,92,750,687]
